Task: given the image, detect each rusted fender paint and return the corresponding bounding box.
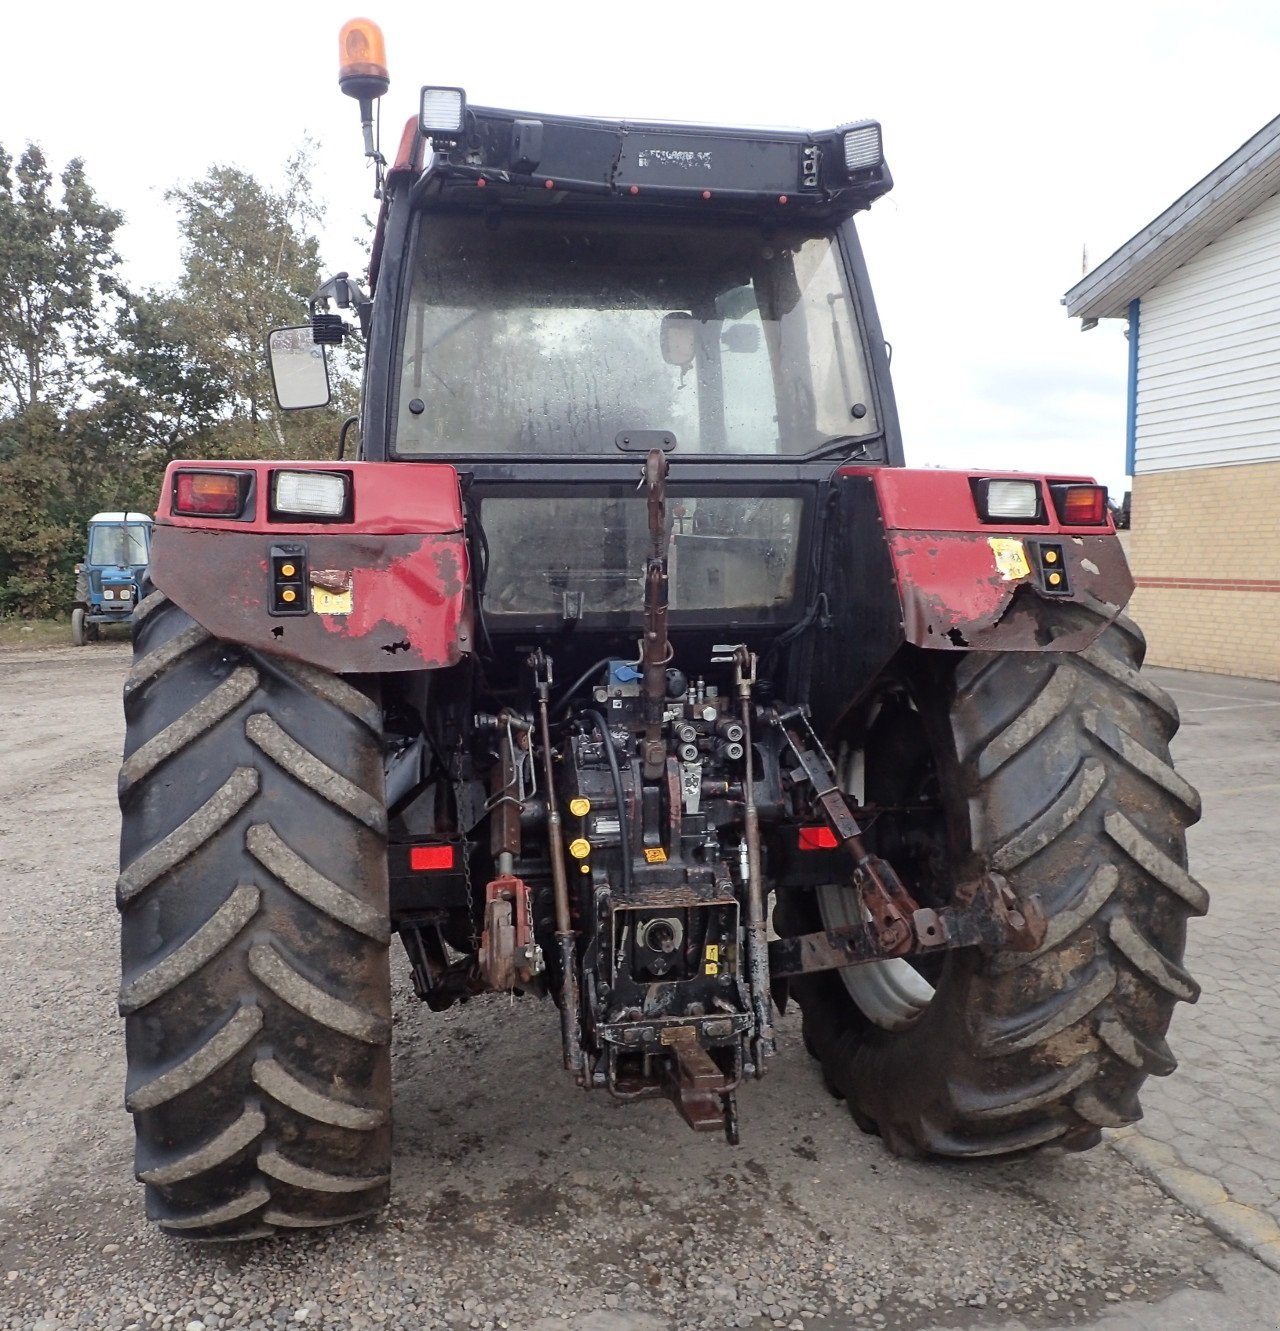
[149,459,471,673]
[891,530,1133,651]
[838,466,1135,653]
[151,526,472,673]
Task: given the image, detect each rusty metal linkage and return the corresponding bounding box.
[659,1026,740,1144]
[771,872,1047,978]
[530,649,586,1078]
[478,873,544,990]
[733,646,775,1064]
[770,706,1047,978]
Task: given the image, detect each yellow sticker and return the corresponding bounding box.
[705,945,720,963]
[310,585,353,615]
[988,537,1030,582]
[704,963,719,976]
[643,847,668,864]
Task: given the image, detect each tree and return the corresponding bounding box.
[99,291,231,467]
[163,146,353,454]
[0,144,124,412]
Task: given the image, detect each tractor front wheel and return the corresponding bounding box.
[71,608,86,646]
[117,587,393,1238]
[785,607,1206,1157]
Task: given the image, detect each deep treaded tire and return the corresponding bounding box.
[118,588,392,1238]
[789,607,1206,1157]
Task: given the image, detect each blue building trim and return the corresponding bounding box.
[1125,298,1140,476]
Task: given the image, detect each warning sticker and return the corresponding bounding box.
[988,537,1030,582]
[643,847,668,864]
[311,584,353,615]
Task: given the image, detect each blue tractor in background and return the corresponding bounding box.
[71,512,152,645]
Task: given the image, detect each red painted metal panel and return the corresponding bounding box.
[887,530,1133,650]
[831,467,1131,653]
[156,461,463,536]
[150,527,471,673]
[839,466,1111,535]
[149,462,471,673]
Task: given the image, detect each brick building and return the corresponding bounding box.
[1065,119,1280,682]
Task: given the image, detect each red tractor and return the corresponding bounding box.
[117,20,1205,1238]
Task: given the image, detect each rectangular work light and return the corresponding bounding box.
[973,478,1044,523]
[420,86,466,139]
[842,122,883,174]
[271,470,350,520]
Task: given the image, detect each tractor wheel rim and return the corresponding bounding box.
[815,881,935,1031]
[816,709,936,1032]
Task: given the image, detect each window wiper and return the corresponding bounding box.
[808,435,885,462]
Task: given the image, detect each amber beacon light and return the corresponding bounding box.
[339,18,389,100]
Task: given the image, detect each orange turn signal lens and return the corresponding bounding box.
[339,18,389,99]
[1051,483,1108,525]
[173,470,246,517]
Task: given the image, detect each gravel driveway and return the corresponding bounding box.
[0,642,1273,1331]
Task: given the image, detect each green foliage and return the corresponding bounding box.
[0,407,92,616]
[0,144,124,412]
[0,140,359,617]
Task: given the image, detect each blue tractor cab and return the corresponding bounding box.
[72,512,152,645]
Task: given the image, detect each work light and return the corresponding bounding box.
[974,479,1043,522]
[272,471,350,520]
[421,87,467,140]
[842,122,883,175]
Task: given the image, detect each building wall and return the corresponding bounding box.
[1126,460,1280,681]
[1136,186,1280,473]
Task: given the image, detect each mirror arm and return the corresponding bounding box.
[307,271,373,341]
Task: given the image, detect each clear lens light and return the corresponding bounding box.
[843,125,882,171]
[421,87,465,134]
[274,471,348,517]
[985,480,1040,519]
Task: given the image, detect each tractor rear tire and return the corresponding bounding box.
[71,608,86,646]
[117,587,393,1238]
[784,606,1206,1158]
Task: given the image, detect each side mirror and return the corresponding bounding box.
[660,312,698,369]
[268,326,331,410]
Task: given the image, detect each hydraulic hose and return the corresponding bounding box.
[584,710,633,899]
[551,657,613,720]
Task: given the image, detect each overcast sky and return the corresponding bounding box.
[6,1,1280,490]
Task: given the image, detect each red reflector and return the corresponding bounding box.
[798,826,839,851]
[409,844,455,872]
[174,470,243,516]
[1055,484,1107,525]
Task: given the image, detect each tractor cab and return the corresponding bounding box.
[72,512,152,645]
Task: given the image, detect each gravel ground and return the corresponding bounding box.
[0,643,1262,1331]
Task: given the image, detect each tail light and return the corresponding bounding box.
[410,844,456,872]
[1050,484,1109,525]
[173,470,249,517]
[797,826,838,851]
